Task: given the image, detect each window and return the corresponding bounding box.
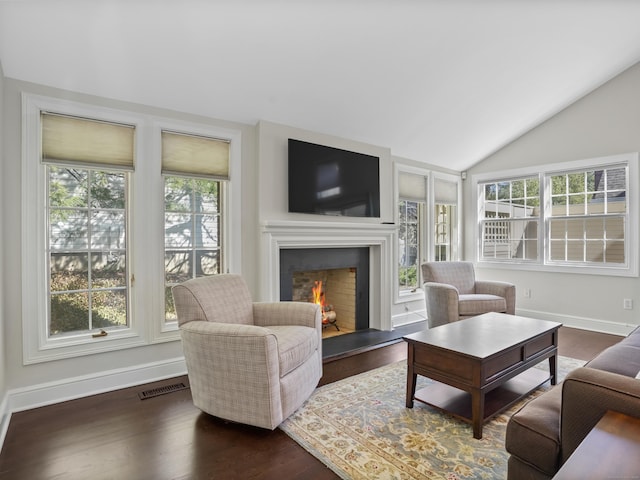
[434,177,459,262]
[475,154,638,276]
[162,131,230,323]
[48,166,129,337]
[397,171,426,292]
[548,166,626,265]
[398,200,422,291]
[479,176,540,261]
[22,94,242,363]
[42,112,134,339]
[396,169,461,296]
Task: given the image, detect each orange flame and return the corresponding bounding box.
[312,280,325,310]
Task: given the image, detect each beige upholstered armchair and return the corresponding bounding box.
[172,274,322,430]
[421,261,515,328]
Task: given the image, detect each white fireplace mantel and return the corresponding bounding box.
[260,220,397,331]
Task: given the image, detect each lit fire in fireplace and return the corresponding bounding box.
[312,280,338,330]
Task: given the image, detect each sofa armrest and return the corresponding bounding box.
[560,367,640,464]
[253,301,321,330]
[475,281,516,314]
[423,282,459,327]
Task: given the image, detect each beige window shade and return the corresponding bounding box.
[435,178,458,204]
[399,171,427,202]
[161,131,230,179]
[41,112,135,169]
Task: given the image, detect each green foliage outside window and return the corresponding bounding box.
[399,265,417,289]
[48,166,128,336]
[164,176,221,321]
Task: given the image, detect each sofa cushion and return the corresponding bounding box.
[585,327,640,377]
[267,325,318,377]
[458,294,507,316]
[505,385,563,477]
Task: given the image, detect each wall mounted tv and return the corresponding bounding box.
[288,139,381,218]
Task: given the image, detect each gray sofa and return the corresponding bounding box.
[505,326,640,480]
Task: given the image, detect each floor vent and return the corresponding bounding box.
[138,382,189,400]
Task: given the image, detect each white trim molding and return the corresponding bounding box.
[6,357,187,415]
[516,308,636,337]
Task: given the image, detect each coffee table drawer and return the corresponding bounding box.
[524,332,555,358]
[484,347,522,381]
[414,347,475,383]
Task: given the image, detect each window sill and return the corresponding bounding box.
[476,259,638,278]
[397,288,424,303]
[24,333,148,365]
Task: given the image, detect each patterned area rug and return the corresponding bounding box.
[280,356,585,480]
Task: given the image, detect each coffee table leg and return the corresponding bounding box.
[471,389,484,439]
[406,370,417,408]
[549,353,558,385]
[406,343,417,408]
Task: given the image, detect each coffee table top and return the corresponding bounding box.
[403,312,562,359]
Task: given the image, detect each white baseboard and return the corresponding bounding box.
[7,356,187,415]
[393,307,636,337]
[516,308,636,336]
[0,392,10,451]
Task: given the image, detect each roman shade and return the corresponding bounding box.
[161,130,230,179]
[435,177,458,204]
[398,171,427,202]
[41,112,135,169]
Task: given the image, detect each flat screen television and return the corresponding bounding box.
[288,139,380,218]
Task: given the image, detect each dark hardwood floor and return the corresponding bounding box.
[0,326,623,480]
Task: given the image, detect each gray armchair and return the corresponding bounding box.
[421,261,515,328]
[172,274,322,430]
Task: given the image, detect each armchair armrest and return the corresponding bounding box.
[475,280,516,314]
[560,367,640,463]
[253,301,321,330]
[423,282,459,327]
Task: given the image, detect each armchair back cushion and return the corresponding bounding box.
[422,261,477,294]
[173,273,253,326]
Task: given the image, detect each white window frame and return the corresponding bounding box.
[431,171,461,263]
[22,94,242,363]
[477,174,541,264]
[394,164,461,304]
[473,153,638,277]
[150,119,241,342]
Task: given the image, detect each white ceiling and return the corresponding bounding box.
[2,0,640,171]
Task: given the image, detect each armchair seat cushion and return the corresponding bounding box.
[268,325,319,377]
[505,385,563,477]
[458,294,507,317]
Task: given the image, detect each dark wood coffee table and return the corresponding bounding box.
[404,312,561,439]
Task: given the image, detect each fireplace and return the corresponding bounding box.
[280,248,370,333]
[260,221,395,332]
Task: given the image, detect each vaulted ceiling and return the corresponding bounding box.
[1,0,640,171]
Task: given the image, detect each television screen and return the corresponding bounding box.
[288,139,380,218]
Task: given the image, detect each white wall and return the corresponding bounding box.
[1,78,257,406]
[464,61,640,335]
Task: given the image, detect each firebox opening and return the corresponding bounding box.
[279,247,370,339]
[292,268,356,338]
